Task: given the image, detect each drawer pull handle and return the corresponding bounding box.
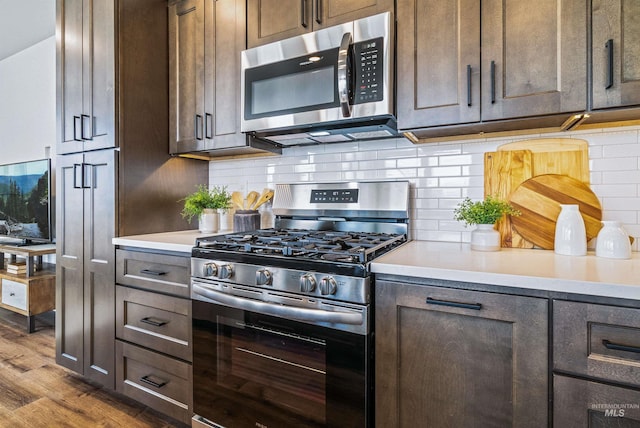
[426,297,482,311]
[140,269,167,276]
[602,339,640,354]
[9,292,15,297]
[140,317,168,327]
[140,374,168,388]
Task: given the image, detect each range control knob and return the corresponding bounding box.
[300,273,317,293]
[218,264,233,279]
[256,268,273,286]
[203,262,218,277]
[319,276,338,295]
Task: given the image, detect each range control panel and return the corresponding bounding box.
[310,189,359,203]
[353,37,384,104]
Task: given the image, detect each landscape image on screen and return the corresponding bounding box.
[0,159,50,242]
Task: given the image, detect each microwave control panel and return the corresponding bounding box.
[353,37,384,105]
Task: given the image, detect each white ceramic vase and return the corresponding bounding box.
[471,224,501,251]
[554,204,586,256]
[199,208,219,233]
[595,221,631,259]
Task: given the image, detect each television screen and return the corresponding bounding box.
[0,159,52,244]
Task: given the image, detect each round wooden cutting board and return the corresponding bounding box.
[508,174,602,250]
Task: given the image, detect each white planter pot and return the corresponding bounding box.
[199,208,219,233]
[470,224,501,251]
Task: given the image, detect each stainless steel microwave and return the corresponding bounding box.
[241,12,396,146]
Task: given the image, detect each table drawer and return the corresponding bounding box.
[116,341,192,425]
[116,249,190,297]
[554,300,640,387]
[116,285,191,361]
[2,278,26,311]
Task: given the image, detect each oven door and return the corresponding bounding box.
[192,292,371,427]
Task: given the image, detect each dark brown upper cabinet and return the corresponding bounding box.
[247,0,393,48]
[169,0,280,157]
[398,0,587,137]
[57,0,115,154]
[592,0,640,110]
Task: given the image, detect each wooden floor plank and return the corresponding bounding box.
[0,309,187,427]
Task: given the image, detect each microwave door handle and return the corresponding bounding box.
[337,31,353,117]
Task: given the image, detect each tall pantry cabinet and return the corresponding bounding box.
[55,0,208,389]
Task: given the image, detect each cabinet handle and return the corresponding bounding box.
[605,39,614,89]
[602,339,640,354]
[140,268,167,276]
[73,116,82,141]
[315,0,322,24]
[140,374,168,388]
[81,114,92,140]
[490,60,496,104]
[426,297,482,311]
[195,114,204,140]
[205,113,213,139]
[301,0,308,28]
[140,316,168,327]
[9,292,15,297]
[73,164,83,189]
[467,64,472,106]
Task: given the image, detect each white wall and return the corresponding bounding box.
[209,124,640,249]
[0,36,56,163]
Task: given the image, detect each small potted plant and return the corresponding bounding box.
[453,195,520,251]
[181,185,232,233]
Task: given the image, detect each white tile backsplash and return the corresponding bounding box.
[209,124,640,243]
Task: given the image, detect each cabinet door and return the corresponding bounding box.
[247,0,309,48]
[397,0,480,129]
[317,0,393,29]
[208,0,247,149]
[82,149,116,388]
[169,0,207,154]
[375,281,548,428]
[57,0,115,155]
[55,153,85,374]
[481,0,586,121]
[554,375,640,426]
[592,0,640,109]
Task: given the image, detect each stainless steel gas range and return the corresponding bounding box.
[191,181,409,428]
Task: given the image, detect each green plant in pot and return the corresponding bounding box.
[181,185,232,233]
[454,195,520,251]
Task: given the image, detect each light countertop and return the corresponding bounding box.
[112,230,231,254]
[371,241,640,301]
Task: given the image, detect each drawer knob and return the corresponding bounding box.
[140,374,168,388]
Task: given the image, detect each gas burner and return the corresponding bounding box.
[196,228,406,265]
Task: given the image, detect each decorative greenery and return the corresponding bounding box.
[453,195,521,226]
[181,185,232,223]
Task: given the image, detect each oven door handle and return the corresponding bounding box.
[193,284,364,325]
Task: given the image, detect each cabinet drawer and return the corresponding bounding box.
[116,285,191,361]
[554,300,640,387]
[2,278,26,311]
[116,341,192,425]
[116,249,190,297]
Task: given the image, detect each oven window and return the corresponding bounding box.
[251,67,335,115]
[193,301,369,428]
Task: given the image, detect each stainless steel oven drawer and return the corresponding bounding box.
[554,300,640,387]
[116,249,190,297]
[116,285,192,362]
[115,340,192,425]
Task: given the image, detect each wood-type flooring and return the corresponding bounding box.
[0,308,187,427]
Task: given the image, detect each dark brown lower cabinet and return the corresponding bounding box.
[375,280,548,428]
[554,375,640,427]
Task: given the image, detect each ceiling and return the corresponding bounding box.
[0,0,56,62]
